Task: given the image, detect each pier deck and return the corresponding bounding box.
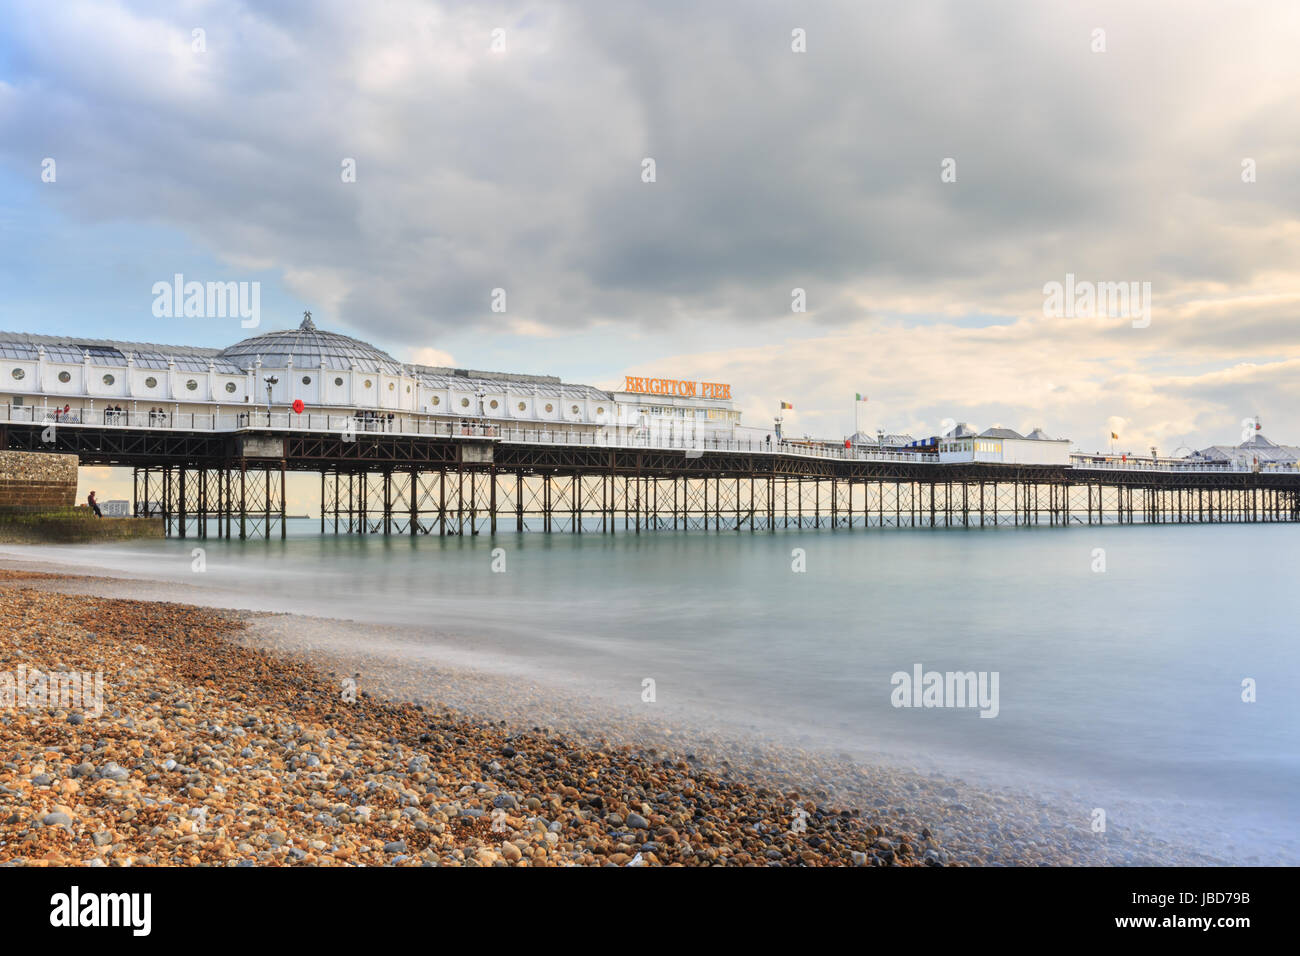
[4,409,1297,538]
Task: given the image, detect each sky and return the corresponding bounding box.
[3,0,1300,511]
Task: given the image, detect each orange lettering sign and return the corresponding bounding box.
[623,377,731,400]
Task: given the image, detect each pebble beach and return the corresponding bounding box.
[0,566,1230,867]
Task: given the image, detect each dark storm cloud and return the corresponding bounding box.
[0,0,1297,354]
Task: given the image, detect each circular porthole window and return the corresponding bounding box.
[364,379,372,389]
[388,382,395,391]
[302,376,311,386]
[489,399,499,410]
[517,401,526,412]
[432,396,441,406]
[334,376,344,387]
[571,404,580,415]
[597,406,605,414]
[102,373,115,386]
[185,379,198,391]
[145,376,157,388]
[58,371,71,383]
[545,403,553,413]
[225,381,237,393]
[405,385,411,393]
[460,397,470,408]
[11,368,25,380]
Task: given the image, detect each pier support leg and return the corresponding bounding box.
[178,467,187,538]
[411,466,420,536]
[516,472,524,533]
[471,468,480,534]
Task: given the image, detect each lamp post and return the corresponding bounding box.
[264,375,278,425]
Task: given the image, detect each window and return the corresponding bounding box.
[388,382,395,390]
[58,371,71,383]
[596,406,605,415]
[102,374,115,386]
[302,376,311,385]
[145,376,157,388]
[11,368,24,380]
[186,379,198,391]
[432,396,441,405]
[364,379,372,388]
[225,381,237,393]
[545,403,553,413]
[460,397,470,407]
[334,376,344,387]
[489,399,499,409]
[517,401,526,411]
[571,404,580,415]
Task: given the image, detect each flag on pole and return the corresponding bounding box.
[780,401,793,410]
[1110,432,1118,439]
[855,393,867,402]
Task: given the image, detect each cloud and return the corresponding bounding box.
[2,0,1300,449]
[628,290,1300,454]
[503,318,558,338]
[407,345,457,367]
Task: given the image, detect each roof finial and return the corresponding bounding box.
[300,310,316,331]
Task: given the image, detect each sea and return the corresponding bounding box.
[4,518,1297,863]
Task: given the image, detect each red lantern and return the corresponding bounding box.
[292,399,304,414]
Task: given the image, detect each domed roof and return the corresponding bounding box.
[216,313,404,374]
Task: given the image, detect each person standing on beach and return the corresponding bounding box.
[87,491,103,518]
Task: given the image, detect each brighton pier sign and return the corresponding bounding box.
[623,376,732,400]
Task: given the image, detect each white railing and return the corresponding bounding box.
[6,403,1295,473]
[0,403,940,463]
[1069,454,1298,474]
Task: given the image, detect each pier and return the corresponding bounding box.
[4,407,1298,538]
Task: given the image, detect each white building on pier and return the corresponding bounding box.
[938,425,1071,465]
[0,315,742,441]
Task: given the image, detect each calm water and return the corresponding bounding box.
[6,520,1298,861]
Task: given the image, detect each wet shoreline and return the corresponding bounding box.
[0,561,1236,866]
